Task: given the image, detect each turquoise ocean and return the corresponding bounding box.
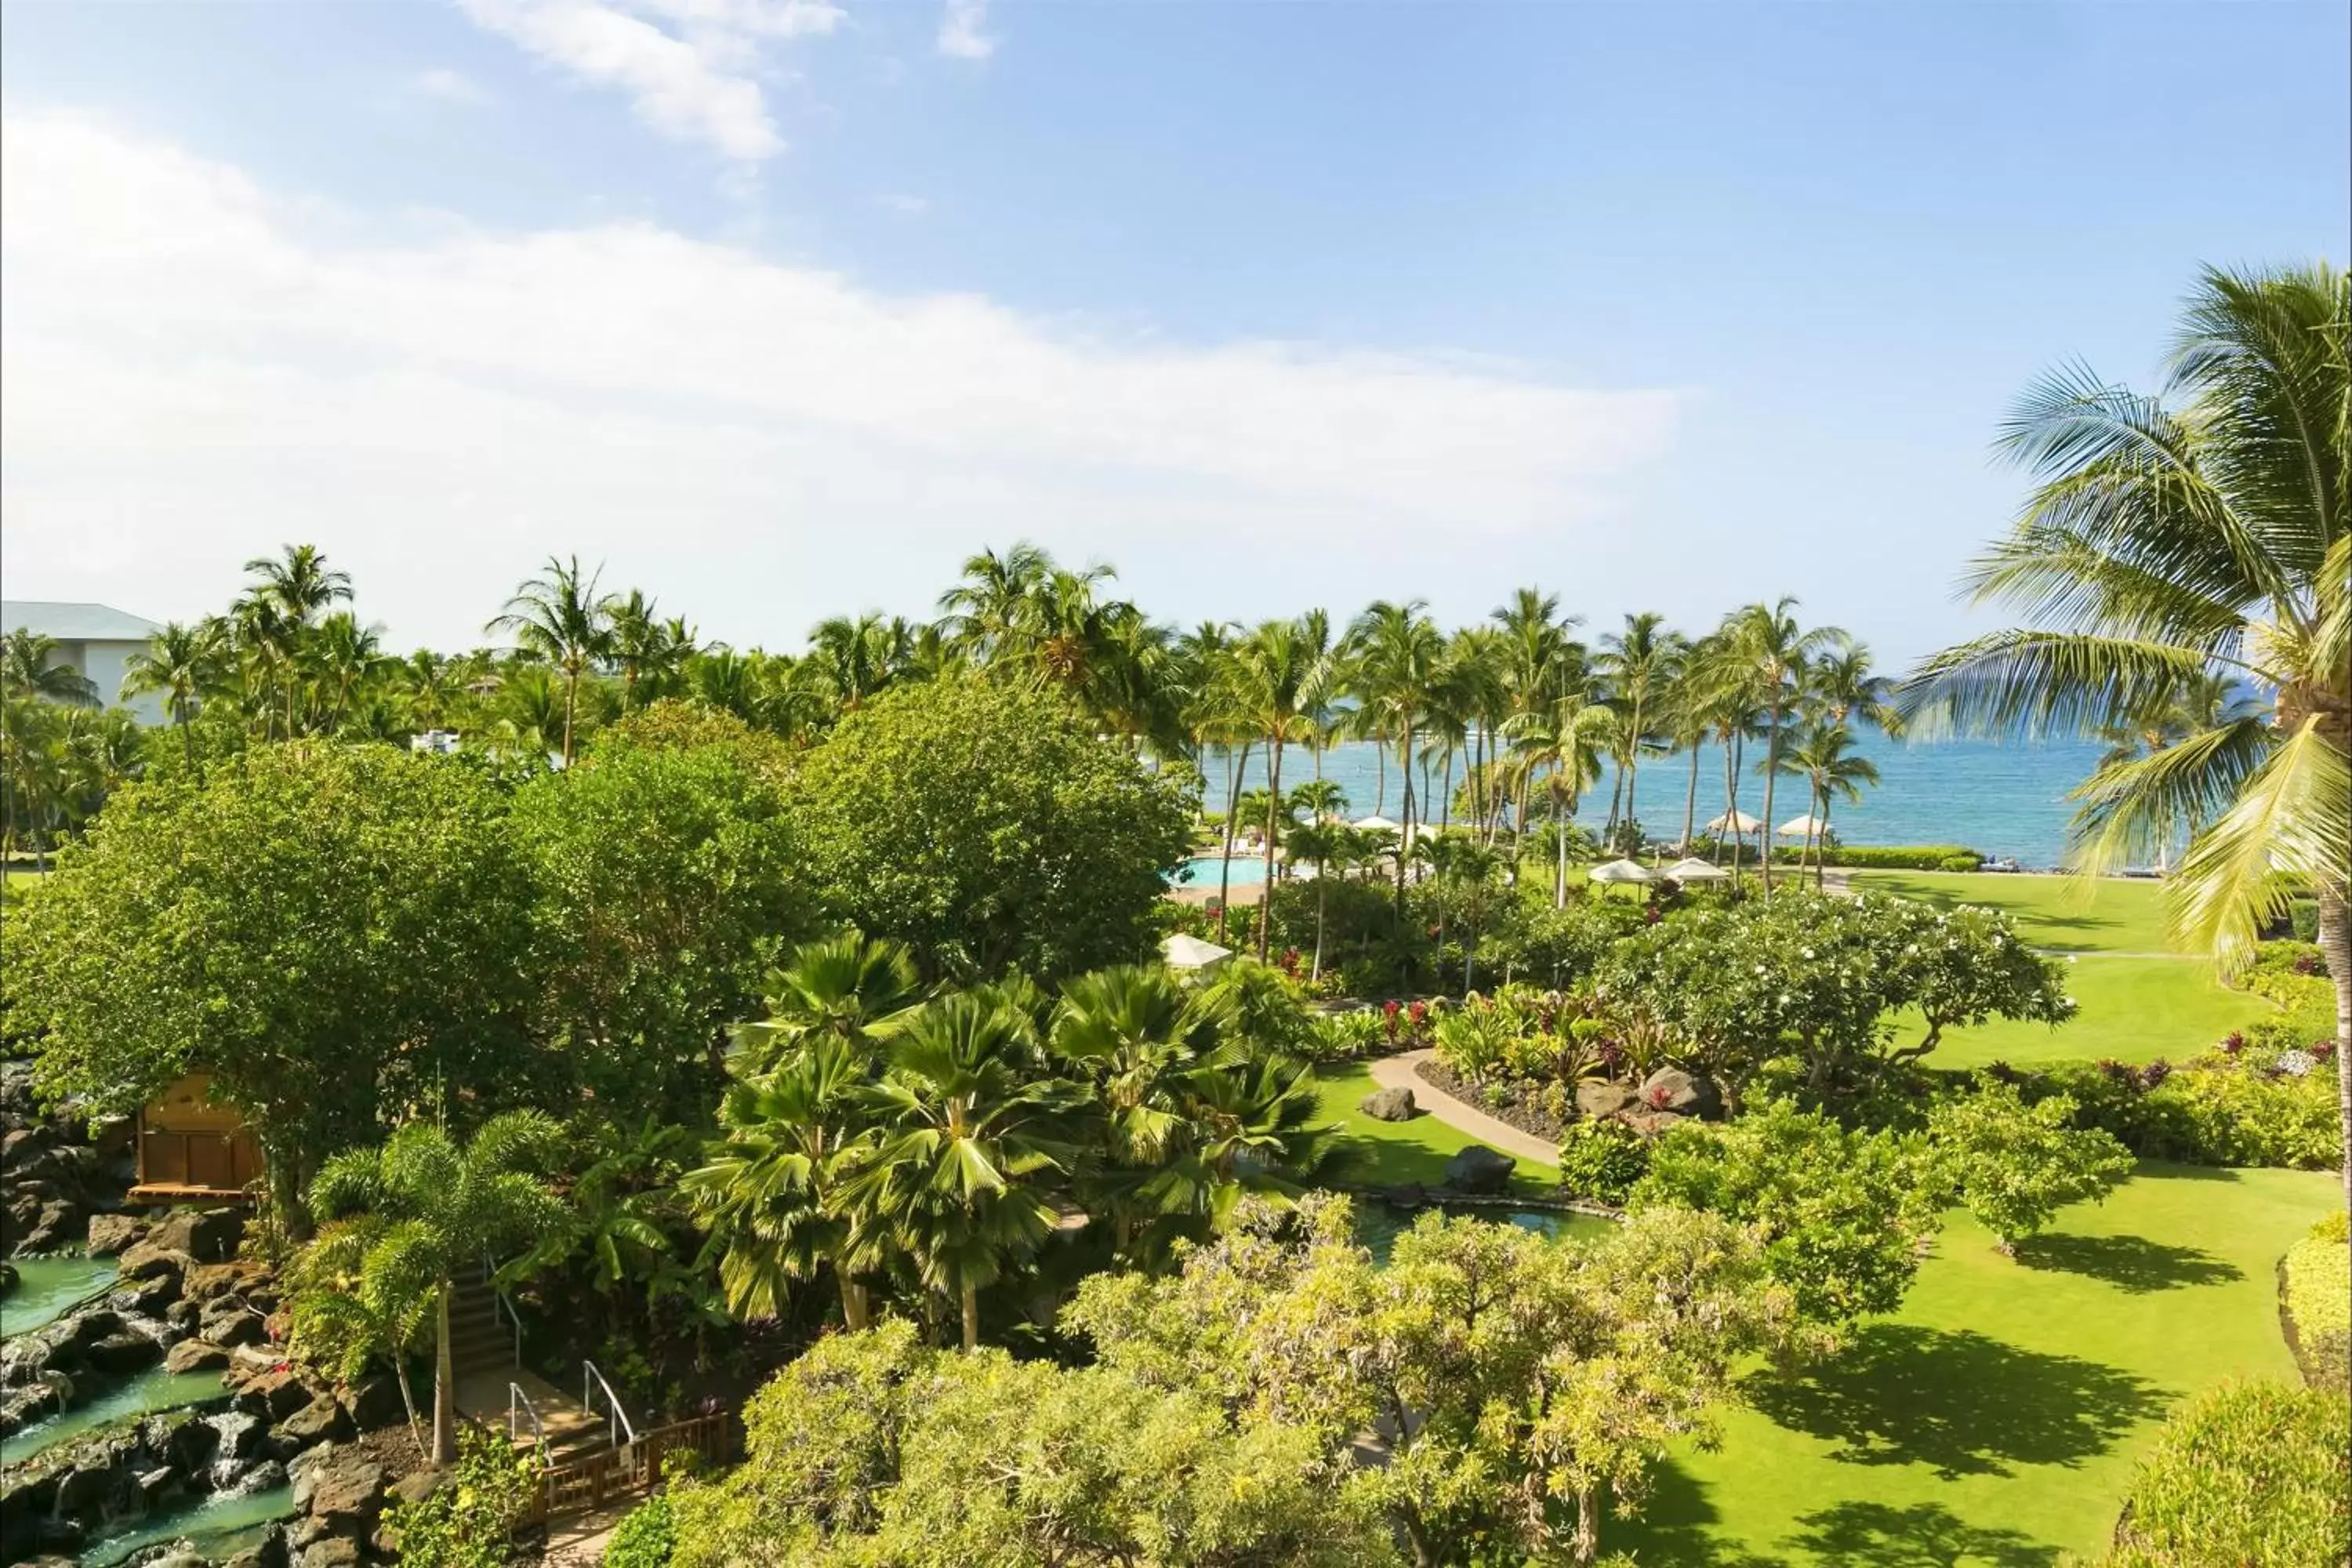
[1197,733,2114,870]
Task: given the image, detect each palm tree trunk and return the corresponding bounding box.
[1260,738,1284,960]
[1217,741,1250,945]
[1312,873,1327,982]
[393,1355,428,1464]
[1817,792,1834,891]
[1759,702,1782,895]
[2316,887,2352,1224]
[1553,789,1569,909]
[1395,724,1415,916]
[1682,746,1700,851]
[839,1273,870,1331]
[561,666,579,765]
[433,1280,457,1466]
[1719,742,1739,872]
[960,1283,981,1352]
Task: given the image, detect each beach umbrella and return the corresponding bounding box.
[1352,815,1401,833]
[1705,810,1762,834]
[1777,814,1829,838]
[1588,858,1654,884]
[1662,857,1729,882]
[1161,933,1233,972]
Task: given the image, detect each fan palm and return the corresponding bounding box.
[848,991,1077,1350]
[1048,965,1221,1251]
[684,1038,884,1329]
[1901,262,2349,1216]
[488,555,614,764]
[304,1112,567,1464]
[733,930,926,1075]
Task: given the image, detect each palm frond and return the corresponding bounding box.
[2169,715,2351,970]
[2066,715,2276,876]
[1898,631,2218,741]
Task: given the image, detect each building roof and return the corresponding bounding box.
[2,601,163,643]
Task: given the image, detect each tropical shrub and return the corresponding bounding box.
[1555,1117,1650,1206]
[604,1495,678,1568]
[1927,1078,2134,1250]
[1682,840,1984,872]
[381,1426,542,1568]
[1629,1099,1941,1329]
[2013,1057,2342,1169]
[1303,1008,1388,1063]
[2064,1381,2349,1567]
[2283,1212,2349,1389]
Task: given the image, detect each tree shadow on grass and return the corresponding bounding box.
[1783,1501,2058,1567]
[1605,1457,1791,1567]
[2011,1233,2241,1294]
[1745,1325,2170,1480]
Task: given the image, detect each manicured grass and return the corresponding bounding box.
[1848,870,2183,955]
[1314,1062,1559,1199]
[1896,956,2275,1070]
[1610,1163,2339,1566]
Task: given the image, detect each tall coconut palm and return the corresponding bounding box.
[848,991,1075,1350]
[1595,613,1684,850]
[120,622,223,761]
[488,556,614,764]
[2,630,101,706]
[937,542,1051,659]
[1729,598,1840,894]
[306,612,390,734]
[1902,262,2350,1218]
[1491,589,1579,866]
[1809,635,1903,737]
[1506,688,1616,908]
[240,544,351,738]
[685,1039,884,1330]
[1772,721,1881,887]
[1231,619,1330,956]
[2085,671,2263,874]
[608,590,685,710]
[304,1112,567,1465]
[1347,601,1446,913]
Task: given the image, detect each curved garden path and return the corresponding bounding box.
[1365,1049,1562,1166]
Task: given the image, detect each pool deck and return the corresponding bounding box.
[1165,881,1264,906]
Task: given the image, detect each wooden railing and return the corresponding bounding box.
[528,1410,737,1523]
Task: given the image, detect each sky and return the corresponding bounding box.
[2,0,2346,665]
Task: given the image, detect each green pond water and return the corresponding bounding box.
[1,1368,229,1467]
[1,1254,120,1338]
[80,1481,295,1566]
[1352,1203,1616,1265]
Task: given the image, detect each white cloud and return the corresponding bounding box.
[0,113,1682,652]
[876,192,929,216]
[936,0,993,60]
[453,0,844,161]
[412,67,493,105]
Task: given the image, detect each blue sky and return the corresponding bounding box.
[2,0,2345,662]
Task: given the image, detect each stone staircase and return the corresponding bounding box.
[448,1267,618,1467]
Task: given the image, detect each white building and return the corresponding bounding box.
[2,601,168,724]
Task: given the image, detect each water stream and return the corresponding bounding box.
[77,1480,295,1567]
[1352,1203,1617,1265]
[0,1369,230,1468]
[1,1254,121,1338]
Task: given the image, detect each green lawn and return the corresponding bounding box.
[1849,872,2278,1067]
[1314,1062,1559,1199]
[1610,1163,2338,1566]
[1847,870,2183,954]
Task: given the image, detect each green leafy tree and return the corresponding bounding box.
[1901,263,2349,1221]
[307,1112,568,1464]
[9,744,541,1220]
[1929,1077,2135,1252]
[790,677,1192,981]
[1631,1100,1941,1328]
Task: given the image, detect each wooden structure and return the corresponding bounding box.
[129,1072,263,1203]
[526,1411,738,1523]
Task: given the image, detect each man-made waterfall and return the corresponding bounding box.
[0,1255,119,1338]
[0,1369,229,1466]
[77,1480,295,1567]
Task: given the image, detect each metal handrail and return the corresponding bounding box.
[508,1381,549,1467]
[482,1258,521,1367]
[582,1359,637,1449]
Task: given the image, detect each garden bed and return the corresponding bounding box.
[1413,1058,1573,1144]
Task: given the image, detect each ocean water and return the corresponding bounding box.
[1199,733,2113,869]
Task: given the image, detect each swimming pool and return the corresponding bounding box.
[1169,855,1269,888]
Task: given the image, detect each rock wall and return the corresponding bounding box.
[1,1059,134,1258]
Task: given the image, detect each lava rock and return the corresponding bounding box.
[199,1295,267,1348]
[86,1330,165,1376]
[147,1208,245,1265]
[1574,1080,1639,1120]
[183,1259,272,1306]
[1358,1086,1418,1122]
[109,1276,180,1317]
[241,1367,314,1423]
[85,1213,147,1256]
[336,1373,408,1434]
[165,1338,233,1375]
[298,1539,362,1568]
[116,1240,193,1285]
[277,1396,354,1448]
[1635,1068,1724,1121]
[223,1523,291,1568]
[1613,1108,1689,1139]
[1443,1144,1517,1196]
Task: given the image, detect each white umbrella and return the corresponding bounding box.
[1588,858,1654,884]
[1352,815,1401,833]
[1662,856,1729,882]
[1777,814,1828,838]
[1161,933,1233,971]
[1706,810,1762,834]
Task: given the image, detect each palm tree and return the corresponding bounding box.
[2,630,100,706]
[120,622,223,762]
[1047,965,1218,1252]
[685,1039,884,1330]
[848,991,1076,1350]
[1507,681,1615,907]
[733,930,926,1075]
[1810,635,1903,737]
[288,1213,435,1459]
[397,650,464,732]
[1490,590,1584,873]
[241,544,352,737]
[1729,598,1839,894]
[1279,818,1347,980]
[1901,262,2349,1218]
[2087,671,2261,874]
[488,555,614,764]
[306,612,390,734]
[608,590,688,710]
[1347,601,1445,914]
[1773,721,1881,888]
[1595,613,1682,849]
[305,1112,567,1465]
[1231,619,1330,957]
[937,542,1051,659]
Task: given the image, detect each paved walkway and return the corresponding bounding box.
[1366,1050,1562,1166]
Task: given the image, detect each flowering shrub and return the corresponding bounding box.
[2021,1054,2341,1170]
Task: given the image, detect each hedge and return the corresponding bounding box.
[1998,1055,2342,1171]
[2284,1212,2349,1391]
[1682,839,1984,872]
